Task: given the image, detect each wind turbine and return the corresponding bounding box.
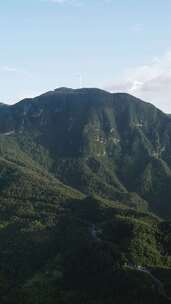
[76,74,83,88]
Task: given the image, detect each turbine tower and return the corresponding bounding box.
[79,74,83,88]
[76,74,83,88]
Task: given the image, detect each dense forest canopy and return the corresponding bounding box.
[0,88,171,303]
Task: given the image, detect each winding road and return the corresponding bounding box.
[128,265,171,301]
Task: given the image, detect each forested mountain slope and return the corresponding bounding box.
[0,88,171,303]
[0,88,171,217]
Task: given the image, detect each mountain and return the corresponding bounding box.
[0,88,171,217]
[0,88,171,303]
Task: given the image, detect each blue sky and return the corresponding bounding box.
[1,0,171,112]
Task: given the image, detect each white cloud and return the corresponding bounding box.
[47,0,83,6]
[1,66,32,79]
[2,66,18,73]
[47,0,112,6]
[108,50,171,113]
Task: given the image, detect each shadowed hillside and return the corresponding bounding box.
[0,88,171,303]
[0,88,171,217]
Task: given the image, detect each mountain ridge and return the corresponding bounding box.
[0,88,171,303]
[0,88,171,218]
[4,88,166,115]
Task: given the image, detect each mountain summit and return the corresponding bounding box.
[0,88,171,303]
[0,88,170,217]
